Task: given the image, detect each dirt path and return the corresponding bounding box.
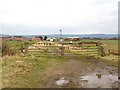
[38,58,118,88]
[28,41,118,88]
[2,41,118,88]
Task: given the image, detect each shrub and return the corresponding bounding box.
[2,41,17,56]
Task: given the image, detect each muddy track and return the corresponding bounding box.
[39,57,118,88]
[28,41,118,88]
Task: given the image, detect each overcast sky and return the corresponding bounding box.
[0,0,119,35]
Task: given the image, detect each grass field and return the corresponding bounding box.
[2,40,36,50]
[2,51,67,88]
[81,39,119,51]
[2,49,118,88]
[1,39,119,88]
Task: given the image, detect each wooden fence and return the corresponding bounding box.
[26,41,108,57]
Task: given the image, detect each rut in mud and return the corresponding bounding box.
[39,58,118,88]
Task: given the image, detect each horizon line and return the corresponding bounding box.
[0,33,119,35]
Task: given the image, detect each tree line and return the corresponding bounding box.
[35,36,47,40]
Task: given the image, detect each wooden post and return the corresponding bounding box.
[20,44,24,53]
[60,44,64,57]
[24,42,29,54]
[97,42,108,57]
[97,42,102,56]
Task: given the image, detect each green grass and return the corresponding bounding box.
[2,52,118,88]
[100,55,118,67]
[81,39,119,51]
[101,40,118,51]
[3,40,36,50]
[2,51,68,88]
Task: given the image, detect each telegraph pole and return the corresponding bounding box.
[59,29,64,57]
[59,29,62,41]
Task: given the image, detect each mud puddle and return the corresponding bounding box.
[81,72,118,88]
[56,77,69,86]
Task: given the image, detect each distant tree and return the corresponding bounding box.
[39,36,43,40]
[38,36,43,40]
[44,36,47,40]
[109,37,117,40]
[14,36,23,38]
[83,37,90,39]
[6,36,12,38]
[35,36,43,40]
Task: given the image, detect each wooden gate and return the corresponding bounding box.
[28,41,103,57]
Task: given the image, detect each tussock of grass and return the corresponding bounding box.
[99,55,118,67]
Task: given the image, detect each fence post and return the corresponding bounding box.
[61,43,64,57]
[20,44,24,53]
[24,42,29,54]
[97,42,108,57]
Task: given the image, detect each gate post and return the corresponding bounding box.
[20,43,24,53]
[24,42,29,54]
[61,43,64,57]
[97,42,108,57]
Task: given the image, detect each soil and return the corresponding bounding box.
[39,59,118,88]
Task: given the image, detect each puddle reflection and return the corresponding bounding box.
[56,77,69,86]
[81,73,118,88]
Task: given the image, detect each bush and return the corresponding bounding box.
[2,41,17,56]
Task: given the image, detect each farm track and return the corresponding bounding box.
[2,41,119,88]
[27,41,119,88]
